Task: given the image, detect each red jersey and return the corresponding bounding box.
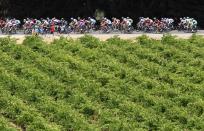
[50,25,55,33]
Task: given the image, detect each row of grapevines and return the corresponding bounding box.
[0,115,18,131]
[1,35,203,130]
[0,83,61,131]
[21,37,182,130]
[21,37,158,129]
[137,35,204,74]
[0,43,99,130]
[36,36,198,129]
[0,37,142,130]
[48,35,203,129]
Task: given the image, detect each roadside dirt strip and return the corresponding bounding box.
[0,33,203,44]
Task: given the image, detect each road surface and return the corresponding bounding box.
[0,30,204,44]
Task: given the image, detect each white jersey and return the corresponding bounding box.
[193,20,197,25]
[15,20,21,25]
[44,20,49,25]
[127,18,133,24]
[127,18,133,26]
[90,18,96,25]
[106,19,112,25]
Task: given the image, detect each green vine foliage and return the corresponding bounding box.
[0,34,203,131]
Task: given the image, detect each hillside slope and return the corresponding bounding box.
[0,35,203,130]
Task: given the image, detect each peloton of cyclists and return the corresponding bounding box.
[0,16,199,34]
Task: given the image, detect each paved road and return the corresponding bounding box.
[1,30,204,35]
[0,30,204,44]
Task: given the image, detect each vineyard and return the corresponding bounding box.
[0,34,204,131]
